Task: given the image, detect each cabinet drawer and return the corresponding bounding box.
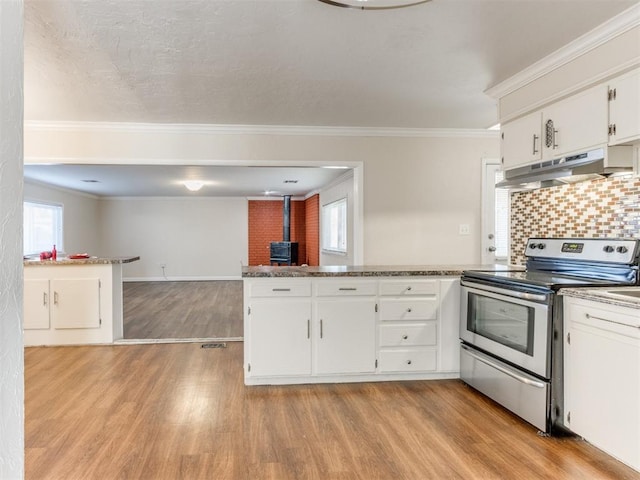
[250,281,311,297]
[315,280,377,296]
[379,323,437,347]
[379,298,438,321]
[379,279,438,296]
[378,348,437,373]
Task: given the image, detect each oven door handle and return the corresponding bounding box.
[461,344,546,389]
[460,279,549,303]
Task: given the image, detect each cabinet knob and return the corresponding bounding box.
[406,286,412,291]
[406,308,412,313]
[407,360,412,365]
[402,335,408,340]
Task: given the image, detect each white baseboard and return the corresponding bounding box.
[124,275,242,282]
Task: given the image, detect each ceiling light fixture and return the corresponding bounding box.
[316,0,431,10]
[183,180,205,192]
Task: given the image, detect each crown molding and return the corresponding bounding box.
[485,3,640,99]
[24,120,498,139]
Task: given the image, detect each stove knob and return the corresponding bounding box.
[603,245,615,253]
[617,246,628,254]
[537,243,546,250]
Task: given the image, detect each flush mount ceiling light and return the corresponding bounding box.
[317,0,431,10]
[183,180,205,192]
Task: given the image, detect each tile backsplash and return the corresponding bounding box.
[510,174,640,265]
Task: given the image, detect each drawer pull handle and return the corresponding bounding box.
[402,335,408,340]
[406,308,412,313]
[53,292,59,305]
[272,288,291,292]
[43,292,48,306]
[407,360,412,365]
[339,287,357,291]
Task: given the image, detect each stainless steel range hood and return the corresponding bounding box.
[496,146,634,190]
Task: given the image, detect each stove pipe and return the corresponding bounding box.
[283,195,291,242]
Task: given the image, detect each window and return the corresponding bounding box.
[24,201,63,255]
[322,198,347,253]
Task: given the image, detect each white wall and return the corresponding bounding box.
[24,181,101,255]
[363,136,496,265]
[99,197,248,280]
[25,127,500,267]
[320,170,355,266]
[0,1,24,478]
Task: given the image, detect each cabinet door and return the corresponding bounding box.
[542,84,608,159]
[316,298,376,375]
[247,298,312,377]
[24,279,50,330]
[51,278,101,329]
[564,301,640,471]
[501,111,542,170]
[609,69,640,145]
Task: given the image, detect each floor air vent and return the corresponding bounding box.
[201,343,227,349]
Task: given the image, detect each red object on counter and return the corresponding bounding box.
[52,245,57,261]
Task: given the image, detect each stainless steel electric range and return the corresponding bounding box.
[459,238,640,433]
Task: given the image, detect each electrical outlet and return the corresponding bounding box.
[459,224,470,235]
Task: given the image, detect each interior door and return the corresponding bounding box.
[481,160,508,264]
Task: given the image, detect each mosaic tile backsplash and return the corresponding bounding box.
[510,174,640,265]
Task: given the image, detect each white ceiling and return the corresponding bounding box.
[22,0,637,196]
[23,164,349,197]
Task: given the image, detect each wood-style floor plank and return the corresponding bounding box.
[25,343,640,480]
[123,281,243,339]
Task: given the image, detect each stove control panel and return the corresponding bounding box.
[525,238,639,264]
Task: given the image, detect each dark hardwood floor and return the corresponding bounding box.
[25,342,639,480]
[123,281,243,340]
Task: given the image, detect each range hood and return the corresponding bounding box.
[496,146,634,190]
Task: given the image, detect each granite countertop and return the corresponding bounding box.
[24,256,140,266]
[242,264,523,278]
[561,287,640,310]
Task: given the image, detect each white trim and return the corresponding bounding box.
[124,275,242,282]
[25,120,498,139]
[485,3,640,99]
[24,178,97,200]
[114,337,243,345]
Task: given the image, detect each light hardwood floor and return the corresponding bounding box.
[25,342,639,480]
[123,281,243,340]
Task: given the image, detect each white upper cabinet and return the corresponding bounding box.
[608,68,640,146]
[541,84,608,159]
[501,84,609,170]
[501,111,543,170]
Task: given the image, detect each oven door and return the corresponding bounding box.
[460,279,552,378]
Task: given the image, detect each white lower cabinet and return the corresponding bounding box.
[378,279,439,373]
[316,297,376,375]
[564,297,640,472]
[24,278,101,331]
[247,298,312,377]
[244,275,461,385]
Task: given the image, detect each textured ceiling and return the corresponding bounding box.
[24,0,637,129]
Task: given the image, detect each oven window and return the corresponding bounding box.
[467,293,535,355]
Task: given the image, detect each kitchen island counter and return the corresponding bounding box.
[24,256,140,266]
[242,263,521,278]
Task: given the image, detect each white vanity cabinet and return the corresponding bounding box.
[607,68,640,146]
[378,279,438,373]
[563,296,640,472]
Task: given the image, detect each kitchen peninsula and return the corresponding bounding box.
[242,264,517,386]
[24,256,139,346]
